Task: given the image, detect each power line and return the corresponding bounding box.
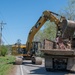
[2,35,9,45]
[0,11,6,22]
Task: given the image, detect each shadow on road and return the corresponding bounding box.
[29,67,70,75]
[22,60,75,75]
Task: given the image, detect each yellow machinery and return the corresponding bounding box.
[23,10,63,64]
[12,10,75,71]
[12,10,66,65]
[12,44,26,56]
[26,10,61,52]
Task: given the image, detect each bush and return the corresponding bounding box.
[1,45,7,56]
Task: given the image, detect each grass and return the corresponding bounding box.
[0,55,15,75]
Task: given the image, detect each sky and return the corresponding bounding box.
[0,0,68,45]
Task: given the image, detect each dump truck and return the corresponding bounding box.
[40,15,75,72]
[26,10,75,71]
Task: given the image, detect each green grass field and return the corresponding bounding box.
[0,56,15,75]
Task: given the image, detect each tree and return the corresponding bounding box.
[1,45,7,56]
[60,0,75,20]
[70,0,75,4]
[34,20,57,42]
[17,39,21,45]
[43,21,57,41]
[34,30,43,41]
[34,0,75,42]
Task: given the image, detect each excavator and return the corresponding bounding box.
[12,10,75,72]
[22,10,63,65]
[12,10,61,64]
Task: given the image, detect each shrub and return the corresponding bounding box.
[1,45,8,56]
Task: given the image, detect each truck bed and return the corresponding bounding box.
[41,49,75,56]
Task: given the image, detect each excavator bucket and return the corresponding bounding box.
[61,20,75,39]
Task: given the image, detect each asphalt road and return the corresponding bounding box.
[21,59,75,75]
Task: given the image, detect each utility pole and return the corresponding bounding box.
[0,21,6,45]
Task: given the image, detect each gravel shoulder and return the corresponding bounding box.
[8,65,21,75]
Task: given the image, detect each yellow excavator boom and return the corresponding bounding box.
[26,10,62,51]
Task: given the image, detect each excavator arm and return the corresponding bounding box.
[26,10,62,52]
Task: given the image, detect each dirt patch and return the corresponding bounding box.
[8,65,18,75]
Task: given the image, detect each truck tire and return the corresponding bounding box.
[31,56,42,65]
[15,57,23,65]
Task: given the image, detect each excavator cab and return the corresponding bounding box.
[31,41,41,55]
[23,41,41,60]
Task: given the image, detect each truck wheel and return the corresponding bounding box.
[15,57,23,65]
[31,56,35,64]
[31,56,42,65]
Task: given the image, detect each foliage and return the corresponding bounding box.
[6,45,12,55]
[34,30,43,41]
[0,56,15,75]
[34,20,57,42]
[0,45,8,56]
[59,0,75,20]
[17,39,21,45]
[43,21,57,41]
